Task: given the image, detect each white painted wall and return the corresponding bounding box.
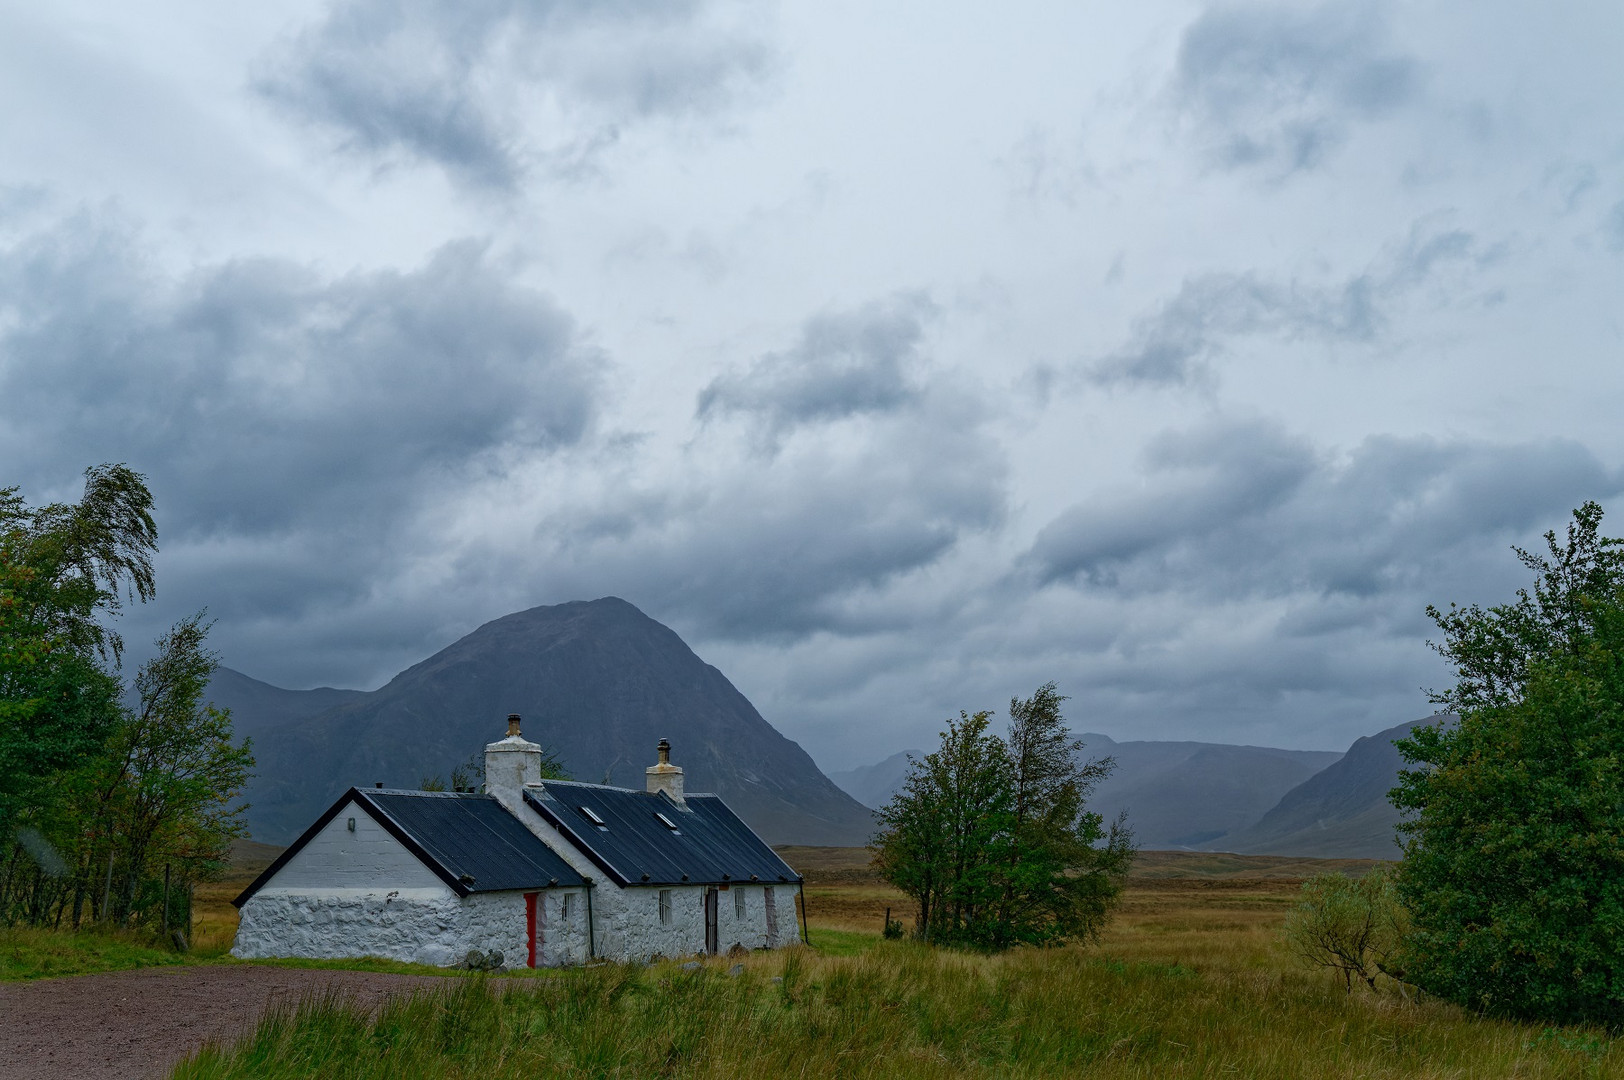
[267,800,445,891]
[231,797,590,967]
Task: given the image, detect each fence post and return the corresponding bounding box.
[161,863,172,940]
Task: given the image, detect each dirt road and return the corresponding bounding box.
[0,965,452,1079]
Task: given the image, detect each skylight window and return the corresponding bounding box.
[655,812,681,834]
[579,806,608,831]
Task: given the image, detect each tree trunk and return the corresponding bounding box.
[100,849,115,923]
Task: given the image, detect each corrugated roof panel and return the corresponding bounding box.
[524,781,799,887]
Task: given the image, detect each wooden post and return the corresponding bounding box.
[884,907,890,934]
[161,863,172,939]
[100,849,115,923]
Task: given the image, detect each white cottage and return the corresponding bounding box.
[232,718,805,967]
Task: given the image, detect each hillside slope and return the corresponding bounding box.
[215,598,875,847]
[1224,715,1446,859]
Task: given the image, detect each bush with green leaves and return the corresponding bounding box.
[1391,502,1624,1025]
[1282,868,1407,993]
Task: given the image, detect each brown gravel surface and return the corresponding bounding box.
[0,964,456,1079]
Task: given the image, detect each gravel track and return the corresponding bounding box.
[0,965,455,1079]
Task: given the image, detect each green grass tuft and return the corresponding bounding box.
[0,926,189,982]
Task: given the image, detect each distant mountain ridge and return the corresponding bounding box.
[1220,716,1442,859]
[830,718,1443,859]
[212,598,876,847]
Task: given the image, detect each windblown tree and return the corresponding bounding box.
[0,466,252,935]
[0,465,155,839]
[872,684,1133,948]
[1392,502,1624,1024]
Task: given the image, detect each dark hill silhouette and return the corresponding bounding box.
[214,598,875,847]
[206,666,366,745]
[1223,715,1446,859]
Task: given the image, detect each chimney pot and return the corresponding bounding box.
[646,739,684,803]
[485,714,544,812]
[375,781,383,789]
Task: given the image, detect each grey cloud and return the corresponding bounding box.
[1090,220,1486,387]
[1174,1,1421,175]
[1605,199,1624,253]
[472,297,1007,643]
[1089,272,1377,388]
[0,213,601,626]
[1028,418,1622,609]
[256,0,773,189]
[696,294,935,446]
[572,429,1004,642]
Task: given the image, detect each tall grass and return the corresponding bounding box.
[173,943,1619,1079]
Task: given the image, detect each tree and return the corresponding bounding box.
[872,684,1133,948]
[997,683,1128,945]
[0,465,156,835]
[1,466,252,936]
[1391,502,1624,1024]
[1283,868,1407,993]
[93,615,254,927]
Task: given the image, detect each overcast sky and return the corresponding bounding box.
[4,0,1622,770]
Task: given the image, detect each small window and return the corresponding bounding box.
[561,893,573,921]
[734,888,746,920]
[658,889,672,925]
[579,806,609,831]
[654,811,681,834]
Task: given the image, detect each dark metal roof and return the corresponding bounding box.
[234,788,584,907]
[523,781,800,888]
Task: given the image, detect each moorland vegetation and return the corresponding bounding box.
[0,465,251,939]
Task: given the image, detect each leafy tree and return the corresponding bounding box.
[0,465,156,835]
[1283,868,1407,993]
[94,614,254,926]
[1391,502,1624,1024]
[1,466,252,936]
[872,684,1133,948]
[997,683,1128,945]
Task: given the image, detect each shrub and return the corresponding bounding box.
[1282,868,1407,993]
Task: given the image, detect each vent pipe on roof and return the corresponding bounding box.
[645,738,685,805]
[486,713,545,813]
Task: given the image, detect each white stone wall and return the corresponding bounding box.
[233,886,591,968]
[230,796,592,967]
[714,883,803,952]
[534,887,593,967]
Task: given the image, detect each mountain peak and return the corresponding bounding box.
[214,600,874,846]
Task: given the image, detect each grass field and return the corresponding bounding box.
[149,844,1621,1077]
[10,845,1621,1075]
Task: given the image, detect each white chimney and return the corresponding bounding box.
[645,738,685,805]
[485,713,544,812]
